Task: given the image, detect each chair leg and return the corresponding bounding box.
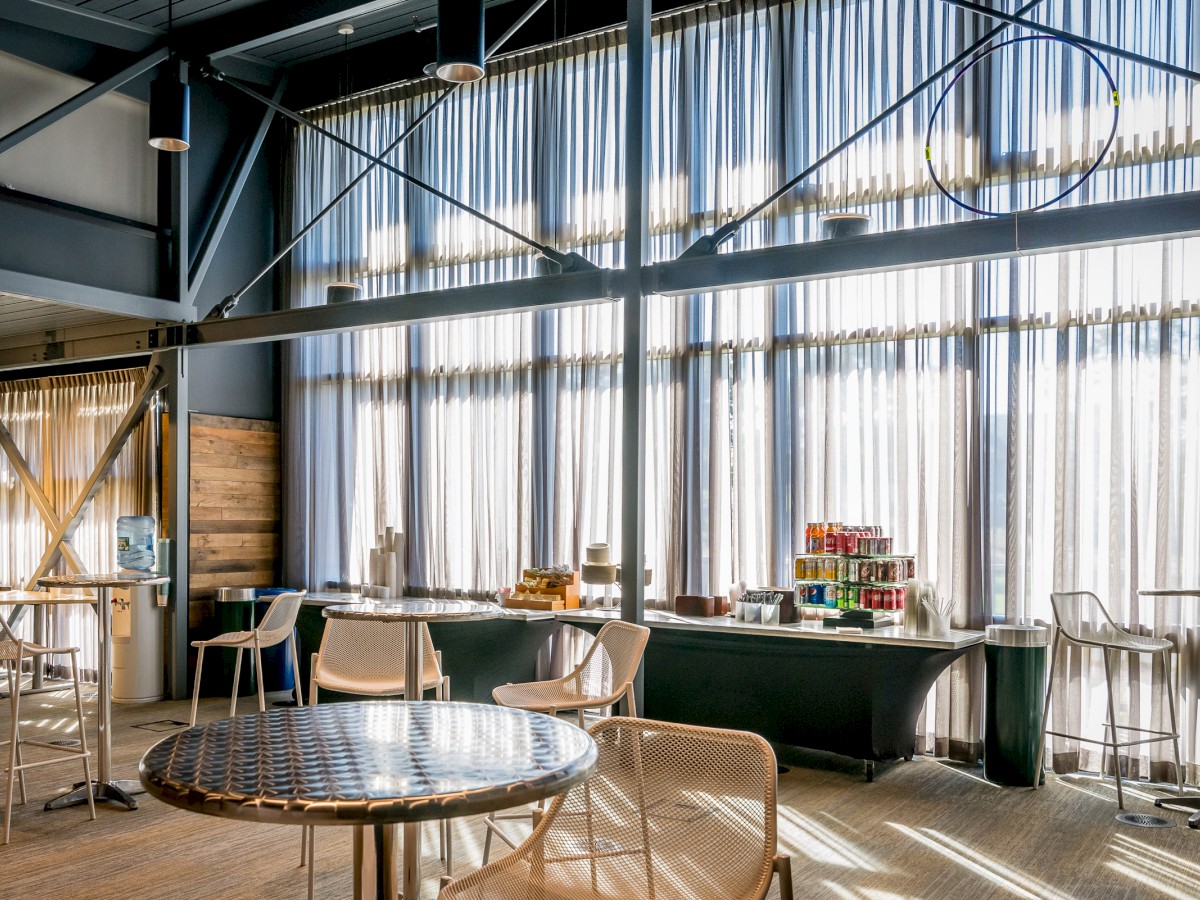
[190,644,206,726]
[289,634,304,707]
[5,661,19,845]
[1101,647,1124,810]
[625,681,638,719]
[1032,629,1060,790]
[68,649,96,823]
[254,643,266,713]
[1162,650,1185,796]
[230,647,244,718]
[773,854,794,900]
[445,819,453,878]
[307,824,315,900]
[481,812,494,865]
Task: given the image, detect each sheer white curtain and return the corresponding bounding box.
[284,0,1199,766]
[0,370,158,678]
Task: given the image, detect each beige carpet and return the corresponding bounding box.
[2,686,1197,899]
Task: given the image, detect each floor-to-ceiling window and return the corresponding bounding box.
[284,0,1199,774]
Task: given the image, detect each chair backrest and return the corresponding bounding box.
[255,591,307,647]
[569,620,650,703]
[443,716,778,899]
[312,618,441,693]
[1050,590,1122,645]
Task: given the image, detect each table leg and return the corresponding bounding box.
[44,587,142,811]
[402,621,424,897]
[353,824,399,899]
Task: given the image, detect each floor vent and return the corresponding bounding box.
[1115,812,1175,828]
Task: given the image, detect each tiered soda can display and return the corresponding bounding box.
[794,522,914,612]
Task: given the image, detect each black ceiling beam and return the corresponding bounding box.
[0,45,168,157]
[189,74,288,299]
[0,0,160,52]
[180,0,405,60]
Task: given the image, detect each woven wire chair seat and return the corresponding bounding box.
[441,717,793,900]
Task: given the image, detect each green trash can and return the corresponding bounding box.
[984,624,1048,786]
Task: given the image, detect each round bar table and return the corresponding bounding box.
[321,598,502,894]
[1139,587,1200,829]
[35,574,169,810]
[140,701,598,899]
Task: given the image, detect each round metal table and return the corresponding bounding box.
[34,573,169,810]
[140,701,598,898]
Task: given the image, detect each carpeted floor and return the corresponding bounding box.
[2,685,1197,899]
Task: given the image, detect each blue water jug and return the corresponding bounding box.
[116,516,156,573]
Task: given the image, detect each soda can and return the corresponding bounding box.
[881,537,894,554]
[896,585,907,609]
[904,557,917,579]
[867,588,883,609]
[821,558,838,580]
[884,559,902,582]
[807,584,823,606]
[794,557,803,580]
[830,586,843,609]
[845,586,859,609]
[882,587,898,610]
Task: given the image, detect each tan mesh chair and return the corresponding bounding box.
[1035,590,1184,808]
[189,590,306,726]
[492,620,650,725]
[2,615,96,844]
[308,618,448,703]
[441,716,794,900]
[301,616,451,897]
[484,619,650,863]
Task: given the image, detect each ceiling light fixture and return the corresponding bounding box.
[148,0,190,151]
[435,0,485,83]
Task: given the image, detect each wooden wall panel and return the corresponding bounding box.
[188,413,282,632]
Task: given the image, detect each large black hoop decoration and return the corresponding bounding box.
[925,34,1120,217]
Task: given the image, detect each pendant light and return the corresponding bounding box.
[435,0,485,83]
[148,0,190,151]
[325,22,362,306]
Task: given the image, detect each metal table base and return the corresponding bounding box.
[1154,796,1200,829]
[45,778,143,811]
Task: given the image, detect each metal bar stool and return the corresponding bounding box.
[1034,590,1184,809]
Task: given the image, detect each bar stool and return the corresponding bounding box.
[1035,590,1184,808]
[1,617,96,844]
[483,619,650,863]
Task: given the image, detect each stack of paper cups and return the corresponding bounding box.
[905,579,921,634]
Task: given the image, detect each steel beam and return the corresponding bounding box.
[942,0,1200,83]
[188,269,613,345]
[24,361,166,587]
[0,268,195,323]
[182,0,405,60]
[0,184,164,239]
[0,0,160,52]
[0,421,89,575]
[162,350,189,701]
[650,190,1200,296]
[620,0,651,642]
[189,74,287,298]
[0,47,169,157]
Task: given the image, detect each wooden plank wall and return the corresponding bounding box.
[188,413,281,631]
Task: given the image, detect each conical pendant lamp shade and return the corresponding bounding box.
[149,73,190,151]
[435,0,485,83]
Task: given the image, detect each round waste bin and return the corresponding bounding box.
[112,584,164,702]
[215,587,256,696]
[255,587,299,696]
[984,623,1048,786]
